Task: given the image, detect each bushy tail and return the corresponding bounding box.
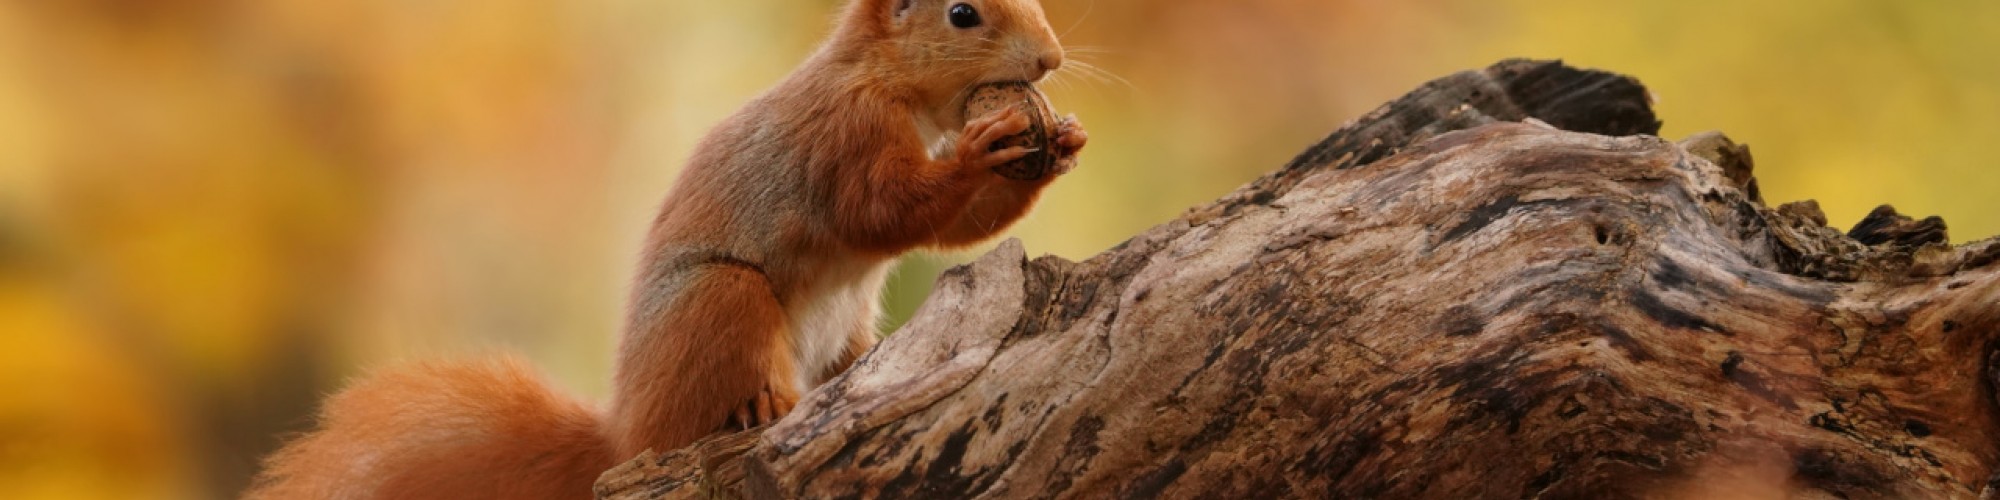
[247,355,620,500]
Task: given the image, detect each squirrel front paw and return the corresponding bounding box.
[956,108,1036,174]
[727,381,800,430]
[1051,114,1088,176]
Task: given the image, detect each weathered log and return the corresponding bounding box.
[596,59,2000,499]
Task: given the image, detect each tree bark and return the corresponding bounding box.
[596,59,2000,499]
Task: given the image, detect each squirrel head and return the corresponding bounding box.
[841,0,1065,113]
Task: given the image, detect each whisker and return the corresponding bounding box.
[1063,46,1118,55]
[1066,59,1134,91]
[1053,64,1104,90]
[1043,71,1075,93]
[1057,0,1097,41]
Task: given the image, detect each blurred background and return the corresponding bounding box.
[3,0,1997,498]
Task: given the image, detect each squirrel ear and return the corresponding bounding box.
[845,0,912,37]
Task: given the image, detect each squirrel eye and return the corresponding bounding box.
[948,3,982,29]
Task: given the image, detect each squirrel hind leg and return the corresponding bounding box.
[247,356,617,500]
[609,262,801,457]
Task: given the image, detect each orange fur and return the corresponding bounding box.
[245,357,616,500]
[606,263,799,458]
[251,1,1082,497]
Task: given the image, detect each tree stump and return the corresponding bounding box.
[596,59,2000,499]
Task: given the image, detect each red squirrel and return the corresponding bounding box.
[247,0,1084,498]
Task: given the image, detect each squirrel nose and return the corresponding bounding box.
[1034,52,1063,81]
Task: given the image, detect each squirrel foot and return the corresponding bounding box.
[727,381,800,430]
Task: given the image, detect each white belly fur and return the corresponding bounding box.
[784,258,891,391]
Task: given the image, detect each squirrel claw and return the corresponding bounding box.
[728,383,799,430]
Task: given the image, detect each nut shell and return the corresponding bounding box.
[963,81,1058,181]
